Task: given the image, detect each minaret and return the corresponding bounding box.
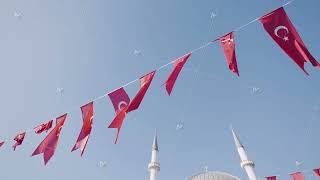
[148,131,160,180]
[231,128,257,180]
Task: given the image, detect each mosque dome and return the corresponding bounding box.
[189,171,241,180]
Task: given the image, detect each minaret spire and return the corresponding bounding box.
[148,130,160,180]
[152,129,159,151]
[231,127,243,148]
[231,127,257,180]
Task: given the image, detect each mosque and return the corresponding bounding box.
[147,128,257,180]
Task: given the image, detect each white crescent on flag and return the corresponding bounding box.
[274,25,289,41]
[117,101,128,111]
[108,87,130,113]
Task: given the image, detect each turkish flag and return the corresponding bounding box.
[34,120,53,134]
[0,141,4,149]
[290,172,305,180]
[126,70,156,112]
[108,87,130,113]
[32,114,67,165]
[108,71,156,143]
[260,7,320,75]
[12,132,26,151]
[266,176,277,180]
[314,168,320,178]
[164,53,192,95]
[219,32,239,76]
[71,102,94,157]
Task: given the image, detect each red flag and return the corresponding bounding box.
[108,71,156,143]
[71,102,94,157]
[266,176,277,180]
[219,32,239,76]
[290,172,305,180]
[127,70,156,112]
[108,107,127,144]
[314,168,320,178]
[260,7,320,75]
[34,120,53,134]
[0,141,4,149]
[32,114,67,165]
[12,132,26,151]
[108,87,130,113]
[164,53,192,95]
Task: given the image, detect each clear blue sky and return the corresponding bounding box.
[0,0,319,179]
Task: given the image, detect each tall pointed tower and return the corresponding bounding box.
[148,131,160,180]
[231,128,257,180]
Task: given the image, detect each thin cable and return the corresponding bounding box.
[234,0,295,32]
[191,42,214,53]
[92,78,139,102]
[283,0,296,7]
[234,17,261,32]
[0,0,296,144]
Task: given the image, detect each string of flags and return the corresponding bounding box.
[0,1,319,167]
[266,169,320,180]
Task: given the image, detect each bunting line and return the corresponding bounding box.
[0,0,301,154]
[0,0,297,143]
[261,167,320,180]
